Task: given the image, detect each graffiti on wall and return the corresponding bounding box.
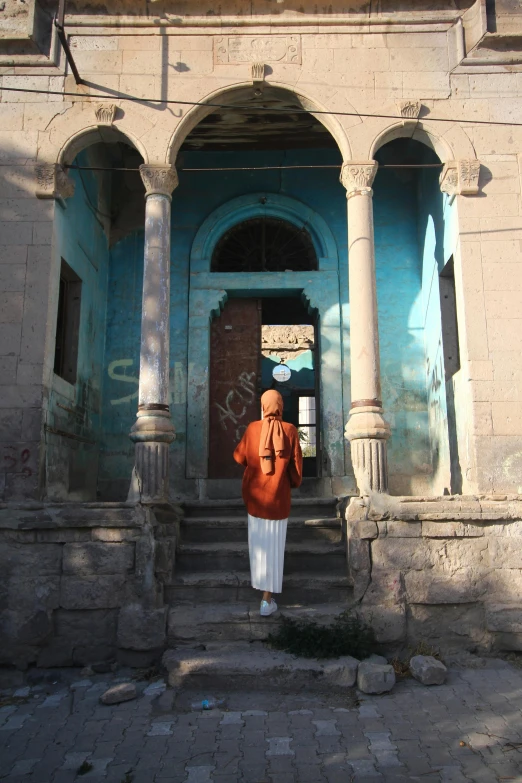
[2,447,32,477]
[213,370,257,442]
[108,360,187,406]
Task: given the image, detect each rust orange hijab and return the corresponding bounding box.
[259,390,285,475]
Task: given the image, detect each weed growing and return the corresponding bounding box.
[267,611,376,660]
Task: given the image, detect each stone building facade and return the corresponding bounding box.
[1,0,522,666]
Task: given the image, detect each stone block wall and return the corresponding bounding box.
[347,495,522,654]
[0,503,178,668]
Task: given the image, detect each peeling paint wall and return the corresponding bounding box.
[97,145,452,500]
[46,151,110,500]
[373,162,452,497]
[418,165,457,495]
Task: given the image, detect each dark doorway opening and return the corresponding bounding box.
[208,296,319,480]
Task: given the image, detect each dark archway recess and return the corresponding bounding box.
[211,217,318,273]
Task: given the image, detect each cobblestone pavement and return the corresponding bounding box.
[1,660,522,783]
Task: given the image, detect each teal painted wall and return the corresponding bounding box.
[418,167,457,493]
[46,151,110,499]
[90,146,452,499]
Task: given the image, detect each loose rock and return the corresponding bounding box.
[357,661,396,694]
[100,683,137,705]
[410,655,447,686]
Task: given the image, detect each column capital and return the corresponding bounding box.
[340,161,378,195]
[35,163,75,201]
[139,164,179,199]
[439,159,481,197]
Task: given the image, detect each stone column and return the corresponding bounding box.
[340,161,391,495]
[130,165,178,504]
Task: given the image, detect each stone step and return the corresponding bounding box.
[163,641,359,692]
[165,571,353,604]
[181,517,342,543]
[182,497,339,520]
[167,602,353,644]
[176,540,346,573]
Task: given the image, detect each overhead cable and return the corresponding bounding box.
[0,84,520,128]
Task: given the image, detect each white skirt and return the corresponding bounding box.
[248,514,288,594]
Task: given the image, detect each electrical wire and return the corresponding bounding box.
[1,84,521,128]
[66,163,444,172]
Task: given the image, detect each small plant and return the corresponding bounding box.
[410,640,443,662]
[391,657,411,679]
[77,761,93,775]
[121,773,134,783]
[267,610,376,660]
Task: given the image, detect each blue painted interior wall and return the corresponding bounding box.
[92,146,451,498]
[47,151,110,498]
[418,167,457,493]
[372,160,453,494]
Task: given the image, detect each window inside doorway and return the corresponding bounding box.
[298,396,316,458]
[54,259,82,385]
[261,298,319,477]
[212,217,317,272]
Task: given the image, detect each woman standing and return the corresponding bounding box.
[233,390,303,616]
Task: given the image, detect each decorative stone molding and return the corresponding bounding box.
[340,161,379,195]
[345,407,391,495]
[35,163,75,201]
[215,35,301,65]
[139,165,179,199]
[94,102,117,126]
[459,159,481,193]
[440,159,481,197]
[133,441,170,505]
[130,410,175,504]
[251,62,265,84]
[350,438,389,495]
[396,99,421,126]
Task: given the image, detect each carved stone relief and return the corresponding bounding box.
[396,99,421,126]
[139,165,179,198]
[262,325,314,362]
[251,62,265,83]
[35,163,75,200]
[215,35,301,64]
[94,103,117,126]
[440,159,481,197]
[340,161,379,194]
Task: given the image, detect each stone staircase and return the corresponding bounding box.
[162,498,356,689]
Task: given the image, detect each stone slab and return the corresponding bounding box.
[163,642,359,691]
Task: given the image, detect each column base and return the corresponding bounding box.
[345,407,391,495]
[350,438,388,495]
[129,410,175,504]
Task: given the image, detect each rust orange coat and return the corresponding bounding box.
[233,420,303,520]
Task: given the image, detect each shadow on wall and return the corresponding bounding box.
[347,495,522,657]
[373,138,453,497]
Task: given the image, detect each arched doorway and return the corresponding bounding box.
[207,217,319,479]
[176,85,348,496]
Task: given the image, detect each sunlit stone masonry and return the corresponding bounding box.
[1,0,522,667]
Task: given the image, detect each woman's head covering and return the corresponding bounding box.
[259,390,285,475]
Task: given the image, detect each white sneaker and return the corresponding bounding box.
[260,599,278,617]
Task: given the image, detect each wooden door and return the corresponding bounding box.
[209,299,261,478]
